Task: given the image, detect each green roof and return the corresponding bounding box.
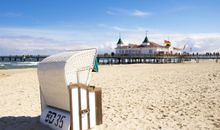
[117,38,123,45]
[142,36,149,43]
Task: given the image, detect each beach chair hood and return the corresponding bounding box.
[37,49,97,111]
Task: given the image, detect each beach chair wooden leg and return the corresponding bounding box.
[95,88,103,125]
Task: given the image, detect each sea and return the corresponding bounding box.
[0,62,39,69]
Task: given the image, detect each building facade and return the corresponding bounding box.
[115,35,182,55]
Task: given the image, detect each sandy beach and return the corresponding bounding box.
[0,62,220,130]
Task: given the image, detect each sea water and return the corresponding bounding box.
[0,62,39,69]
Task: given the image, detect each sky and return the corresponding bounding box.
[0,0,220,55]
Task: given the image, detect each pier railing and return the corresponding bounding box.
[0,55,48,62]
[96,54,219,64]
[0,54,219,64]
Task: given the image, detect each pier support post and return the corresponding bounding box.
[196,58,199,63]
[118,58,121,64]
[129,58,131,64]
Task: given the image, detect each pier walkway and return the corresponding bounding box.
[97,54,219,64]
[0,54,219,64]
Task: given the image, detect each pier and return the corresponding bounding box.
[0,55,47,62]
[0,54,219,64]
[97,54,220,64]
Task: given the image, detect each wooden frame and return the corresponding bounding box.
[68,83,102,130]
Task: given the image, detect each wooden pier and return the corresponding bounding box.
[0,54,219,64]
[0,55,47,62]
[97,54,220,64]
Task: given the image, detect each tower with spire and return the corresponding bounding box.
[142,31,150,45]
[116,33,123,47]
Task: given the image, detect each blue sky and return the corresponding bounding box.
[0,0,220,55]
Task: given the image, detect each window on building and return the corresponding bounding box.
[149,49,153,54]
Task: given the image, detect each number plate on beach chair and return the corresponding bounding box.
[40,107,70,130]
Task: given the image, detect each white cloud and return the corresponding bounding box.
[132,10,151,17]
[0,27,103,55]
[97,24,155,34]
[0,26,220,55]
[106,8,151,17]
[0,35,97,55]
[174,36,220,52]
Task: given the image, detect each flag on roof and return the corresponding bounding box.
[164,40,171,46]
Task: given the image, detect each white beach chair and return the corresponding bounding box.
[37,48,102,130]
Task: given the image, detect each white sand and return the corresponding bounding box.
[0,62,220,130]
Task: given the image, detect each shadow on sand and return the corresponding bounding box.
[0,116,52,130]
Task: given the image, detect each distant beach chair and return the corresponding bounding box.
[37,48,102,130]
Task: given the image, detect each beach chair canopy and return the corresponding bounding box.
[37,48,97,111]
